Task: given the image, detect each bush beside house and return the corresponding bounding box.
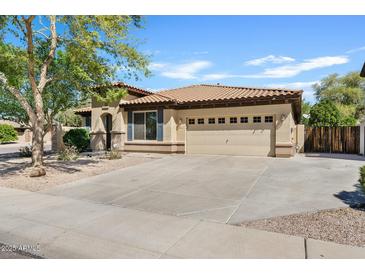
[0,124,18,143]
[63,128,90,152]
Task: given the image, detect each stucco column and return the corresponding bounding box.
[275,112,295,157]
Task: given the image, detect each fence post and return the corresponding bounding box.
[329,127,332,153]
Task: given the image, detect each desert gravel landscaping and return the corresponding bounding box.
[241,206,365,247]
[0,153,159,192]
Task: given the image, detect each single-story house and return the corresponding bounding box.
[87,82,304,157]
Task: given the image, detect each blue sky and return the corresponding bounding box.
[127,16,365,103]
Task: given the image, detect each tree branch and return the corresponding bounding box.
[0,73,36,123]
[37,16,57,92]
[23,15,38,95]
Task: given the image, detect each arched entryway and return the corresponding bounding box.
[103,113,112,150]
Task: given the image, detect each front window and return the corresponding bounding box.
[133,111,157,140]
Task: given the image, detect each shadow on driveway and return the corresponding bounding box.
[334,183,365,207]
[305,153,365,162]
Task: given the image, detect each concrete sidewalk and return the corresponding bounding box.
[0,187,364,258]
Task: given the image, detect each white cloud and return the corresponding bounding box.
[346,46,365,54]
[246,56,349,78]
[151,60,212,80]
[193,51,209,55]
[145,87,166,93]
[149,62,168,70]
[245,55,295,66]
[202,56,348,80]
[202,73,233,81]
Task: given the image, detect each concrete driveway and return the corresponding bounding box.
[1,153,365,258]
[43,153,365,224]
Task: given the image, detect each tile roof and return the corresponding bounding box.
[121,84,303,106]
[74,106,92,114]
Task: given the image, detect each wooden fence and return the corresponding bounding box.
[304,126,360,154]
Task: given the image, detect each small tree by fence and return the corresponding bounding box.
[304,126,360,154]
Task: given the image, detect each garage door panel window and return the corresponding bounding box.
[197,118,204,124]
[218,117,225,124]
[240,117,248,123]
[265,116,273,123]
[253,116,261,123]
[188,118,195,125]
[133,111,157,140]
[230,117,237,124]
[208,118,215,124]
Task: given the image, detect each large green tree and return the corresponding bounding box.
[301,99,311,126]
[309,100,341,127]
[312,72,365,125]
[0,16,149,175]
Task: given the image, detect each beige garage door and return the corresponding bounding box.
[186,117,275,156]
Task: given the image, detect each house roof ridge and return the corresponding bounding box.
[156,84,202,94]
[199,83,303,93]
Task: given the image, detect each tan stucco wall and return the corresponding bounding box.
[296,124,305,153]
[90,94,138,151]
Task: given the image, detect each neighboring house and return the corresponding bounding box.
[87,82,303,158]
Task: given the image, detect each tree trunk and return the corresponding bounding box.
[31,118,44,167]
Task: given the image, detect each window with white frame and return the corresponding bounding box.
[197,118,204,124]
[188,118,195,125]
[133,111,157,140]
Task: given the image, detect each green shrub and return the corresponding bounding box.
[57,145,79,161]
[63,128,90,152]
[19,145,32,157]
[0,124,18,143]
[359,166,365,189]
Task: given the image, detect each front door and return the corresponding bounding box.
[104,114,112,150]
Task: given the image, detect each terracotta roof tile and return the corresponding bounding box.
[121,84,302,106]
[74,106,91,114]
